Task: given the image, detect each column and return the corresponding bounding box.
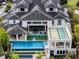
[16,34,18,41]
[25,35,27,41]
[55,42,57,48]
[45,25,46,31]
[64,42,66,48]
[28,25,29,32]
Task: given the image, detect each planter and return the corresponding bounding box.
[0,55,5,59]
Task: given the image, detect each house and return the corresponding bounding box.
[3,0,76,59]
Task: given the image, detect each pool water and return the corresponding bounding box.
[19,54,32,59]
[57,27,68,39]
[10,41,47,50]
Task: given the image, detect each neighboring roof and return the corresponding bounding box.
[7,25,27,34]
[0,0,5,2]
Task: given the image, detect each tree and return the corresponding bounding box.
[76,1,79,6]
[64,52,72,59]
[9,51,20,59]
[76,46,79,59]
[0,27,9,51]
[36,52,45,59]
[4,2,12,12]
[60,0,67,5]
[73,24,79,43]
[0,16,3,27]
[0,43,4,56]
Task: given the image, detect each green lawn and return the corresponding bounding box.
[67,0,79,6]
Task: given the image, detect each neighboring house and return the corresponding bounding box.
[0,0,5,3]
[3,0,76,59]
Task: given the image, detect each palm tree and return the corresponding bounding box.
[64,52,72,59]
[76,46,79,59]
[0,40,4,57]
[36,52,45,59]
[0,16,3,27]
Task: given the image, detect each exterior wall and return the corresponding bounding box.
[22,21,27,27]
[46,8,57,12]
[47,21,52,28]
[9,20,14,24]
[8,20,19,24]
[0,55,5,59]
[16,8,28,12]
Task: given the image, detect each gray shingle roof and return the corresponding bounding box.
[15,0,29,8]
[3,0,70,22]
[7,25,27,34]
[8,14,19,19]
[21,5,53,20]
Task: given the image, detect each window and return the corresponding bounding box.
[63,51,65,54]
[56,42,64,48]
[57,51,59,54]
[60,51,62,54]
[52,20,54,25]
[50,8,53,11]
[32,22,41,24]
[20,8,25,11]
[13,20,15,24]
[43,22,47,24]
[11,34,16,38]
[27,22,31,24]
[66,42,70,48]
[58,20,62,25]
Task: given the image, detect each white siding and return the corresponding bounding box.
[22,21,27,27]
[15,20,19,23]
[9,20,13,24]
[25,8,28,12]
[54,20,58,26]
[46,8,49,12]
[9,20,19,24]
[47,21,52,28]
[62,20,65,26]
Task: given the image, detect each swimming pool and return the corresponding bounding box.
[57,27,68,39]
[10,41,47,50]
[19,54,33,59]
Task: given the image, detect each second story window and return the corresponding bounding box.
[52,20,54,25]
[58,20,62,25]
[50,8,53,11]
[20,8,25,11]
[13,20,15,24]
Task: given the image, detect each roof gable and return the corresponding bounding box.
[22,11,52,20]
[7,25,27,34]
[8,14,19,19]
[21,5,53,20]
[54,14,64,19]
[15,0,29,8]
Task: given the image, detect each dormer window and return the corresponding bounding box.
[50,8,53,11]
[20,8,25,11]
[46,8,57,12]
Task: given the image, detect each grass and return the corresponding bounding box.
[67,0,79,6]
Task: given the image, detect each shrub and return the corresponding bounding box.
[60,0,68,5]
[4,2,12,12]
[9,51,20,59]
[76,1,79,6]
[0,44,4,56]
[0,27,9,51]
